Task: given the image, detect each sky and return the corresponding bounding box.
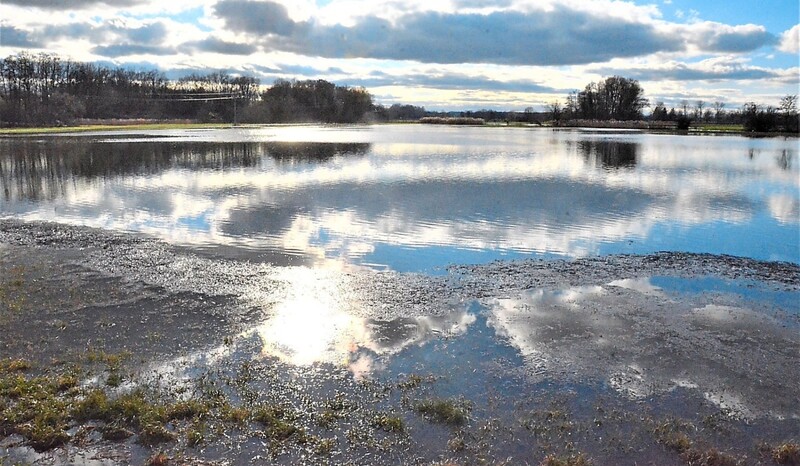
[1,0,798,111]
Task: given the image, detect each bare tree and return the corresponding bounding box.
[712,101,726,122]
[694,100,705,120]
[779,95,798,132]
[680,100,689,115]
[547,101,562,122]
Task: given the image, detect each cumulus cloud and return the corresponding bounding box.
[679,21,775,53]
[210,1,780,66]
[213,1,681,66]
[778,24,800,54]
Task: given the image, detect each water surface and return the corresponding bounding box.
[1,125,797,271]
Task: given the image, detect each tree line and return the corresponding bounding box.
[0,52,374,126]
[2,52,797,132]
[238,78,373,124]
[547,75,798,133]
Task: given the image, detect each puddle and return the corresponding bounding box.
[1,221,799,464]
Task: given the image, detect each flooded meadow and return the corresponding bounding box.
[0,125,798,465]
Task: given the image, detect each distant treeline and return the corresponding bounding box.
[2,52,797,133]
[238,78,373,124]
[0,52,374,126]
[547,75,798,133]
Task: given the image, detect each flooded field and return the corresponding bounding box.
[1,125,798,269]
[0,126,798,465]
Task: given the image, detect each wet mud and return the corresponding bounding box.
[1,219,798,465]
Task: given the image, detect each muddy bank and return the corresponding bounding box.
[1,219,799,465]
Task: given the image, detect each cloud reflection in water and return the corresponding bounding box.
[1,126,797,268]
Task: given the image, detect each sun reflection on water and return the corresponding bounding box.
[246,267,475,377]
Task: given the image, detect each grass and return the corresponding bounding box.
[146,452,170,466]
[372,412,405,433]
[652,418,693,453]
[186,421,205,447]
[0,350,794,463]
[252,404,302,441]
[414,398,471,426]
[540,453,592,466]
[693,123,746,133]
[419,116,486,126]
[682,448,739,466]
[0,264,27,319]
[397,374,424,390]
[0,122,233,135]
[0,359,32,373]
[772,442,800,464]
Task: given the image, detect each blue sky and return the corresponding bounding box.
[1,0,797,111]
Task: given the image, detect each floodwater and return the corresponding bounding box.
[1,125,799,464]
[1,125,798,271]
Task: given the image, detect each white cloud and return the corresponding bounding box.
[778,24,800,54]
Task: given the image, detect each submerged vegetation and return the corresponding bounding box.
[9,352,792,464]
[413,398,471,426]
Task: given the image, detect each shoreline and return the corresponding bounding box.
[2,120,798,138]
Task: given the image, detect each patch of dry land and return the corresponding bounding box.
[1,220,798,465]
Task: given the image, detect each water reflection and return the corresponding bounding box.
[485,278,800,418]
[777,149,793,170]
[242,267,474,378]
[1,126,798,268]
[0,139,369,202]
[577,140,638,169]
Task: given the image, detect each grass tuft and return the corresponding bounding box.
[146,452,170,466]
[682,448,739,466]
[0,359,32,373]
[372,413,405,433]
[773,442,800,465]
[253,404,301,441]
[414,398,470,426]
[138,422,176,446]
[540,453,592,466]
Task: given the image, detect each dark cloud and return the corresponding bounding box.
[214,0,297,36]
[34,20,172,58]
[3,0,145,8]
[42,22,106,43]
[213,1,681,65]
[0,24,42,47]
[354,71,565,93]
[249,63,563,94]
[121,22,169,44]
[92,44,175,57]
[182,38,258,55]
[37,21,169,49]
[593,64,779,82]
